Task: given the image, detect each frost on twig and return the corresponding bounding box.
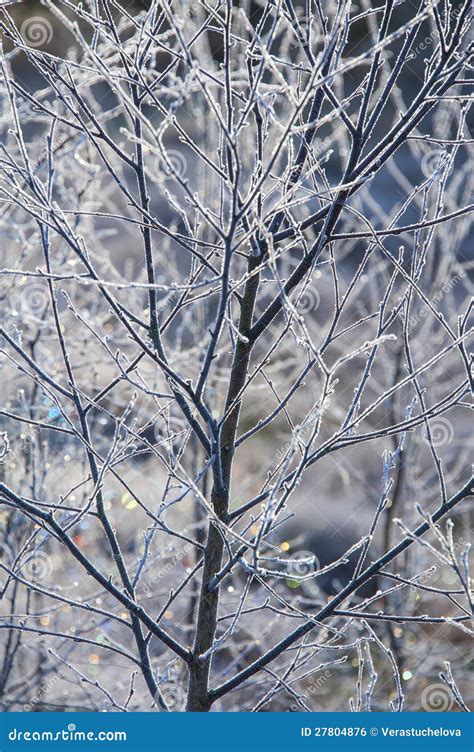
[0,0,472,713]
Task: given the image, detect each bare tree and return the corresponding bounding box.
[0,0,472,713]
